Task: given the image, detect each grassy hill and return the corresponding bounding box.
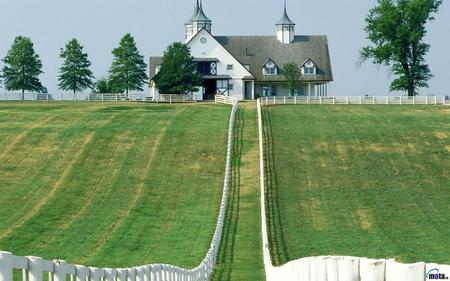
[0,102,230,268]
[263,105,450,265]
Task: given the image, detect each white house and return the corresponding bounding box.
[149,0,333,101]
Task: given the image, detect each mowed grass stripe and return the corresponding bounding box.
[212,103,265,281]
[265,105,450,265]
[0,103,230,269]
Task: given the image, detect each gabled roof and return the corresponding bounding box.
[214,35,333,82]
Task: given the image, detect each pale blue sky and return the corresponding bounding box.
[0,0,448,96]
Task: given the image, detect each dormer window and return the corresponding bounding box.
[302,59,317,75]
[263,59,278,76]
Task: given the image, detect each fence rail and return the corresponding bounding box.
[214,95,238,105]
[0,93,198,103]
[256,98,450,281]
[0,99,239,281]
[260,96,449,106]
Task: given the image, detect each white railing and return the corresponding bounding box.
[0,100,239,281]
[214,95,238,106]
[256,98,450,281]
[0,92,153,102]
[156,94,197,103]
[260,96,449,106]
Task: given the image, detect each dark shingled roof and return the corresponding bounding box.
[149,56,162,80]
[215,35,333,82]
[149,35,333,83]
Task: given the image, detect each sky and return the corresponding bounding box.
[0,0,449,96]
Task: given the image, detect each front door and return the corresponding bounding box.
[244,81,253,100]
[203,79,216,100]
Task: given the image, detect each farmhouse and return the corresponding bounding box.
[149,0,333,100]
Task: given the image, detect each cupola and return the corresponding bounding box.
[276,0,295,44]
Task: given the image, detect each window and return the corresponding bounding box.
[264,67,277,75]
[217,80,229,89]
[263,60,278,76]
[303,66,315,75]
[302,59,317,75]
[261,85,276,97]
[227,64,234,70]
[262,87,271,97]
[228,83,234,90]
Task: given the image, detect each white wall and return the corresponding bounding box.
[188,29,253,100]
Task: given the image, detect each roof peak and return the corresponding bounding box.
[189,0,211,23]
[277,0,295,26]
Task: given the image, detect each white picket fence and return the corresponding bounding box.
[0,92,198,103]
[214,95,238,105]
[0,99,239,281]
[256,98,450,281]
[260,96,449,106]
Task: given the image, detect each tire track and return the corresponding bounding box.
[80,107,187,262]
[0,132,95,240]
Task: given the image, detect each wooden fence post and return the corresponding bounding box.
[294,96,297,105]
[347,96,349,105]
[400,96,402,105]
[170,95,172,104]
[360,96,362,105]
[434,96,437,105]
[0,252,13,281]
[75,265,89,281]
[426,96,429,105]
[28,256,43,281]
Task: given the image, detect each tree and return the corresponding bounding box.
[2,36,46,97]
[284,62,301,96]
[154,42,202,95]
[360,0,442,96]
[58,39,94,94]
[93,77,121,93]
[109,34,148,95]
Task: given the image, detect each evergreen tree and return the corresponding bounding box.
[284,62,301,96]
[109,34,148,95]
[94,77,121,93]
[360,0,442,96]
[58,39,94,94]
[2,36,46,97]
[154,42,201,95]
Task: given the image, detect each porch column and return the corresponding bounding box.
[251,81,255,100]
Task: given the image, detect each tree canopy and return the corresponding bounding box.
[360,0,442,96]
[58,39,94,94]
[2,36,46,94]
[94,77,121,94]
[284,62,301,96]
[154,42,202,95]
[109,33,148,95]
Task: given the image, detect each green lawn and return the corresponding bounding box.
[263,105,450,265]
[212,102,265,281]
[0,102,230,268]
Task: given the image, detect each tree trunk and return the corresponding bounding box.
[408,82,414,97]
[22,89,25,101]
